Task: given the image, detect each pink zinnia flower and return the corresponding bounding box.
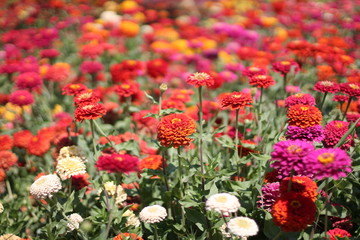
[272,60,300,76]
[15,72,43,90]
[314,81,339,93]
[257,182,280,212]
[40,49,60,59]
[242,66,267,78]
[340,82,360,97]
[96,153,139,174]
[286,125,324,142]
[323,121,356,150]
[305,148,352,180]
[80,61,103,74]
[270,140,314,179]
[285,93,316,108]
[285,86,300,94]
[186,72,214,88]
[326,228,352,240]
[9,90,34,106]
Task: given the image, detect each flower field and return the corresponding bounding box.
[1,0,360,239]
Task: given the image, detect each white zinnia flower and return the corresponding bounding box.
[56,156,86,179]
[227,217,259,237]
[100,181,127,206]
[67,213,84,232]
[30,174,62,199]
[59,146,87,162]
[206,193,240,215]
[139,205,167,223]
[99,10,121,25]
[123,210,140,227]
[0,202,3,213]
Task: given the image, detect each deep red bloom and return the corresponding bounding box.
[272,60,300,75]
[220,92,253,110]
[96,153,139,174]
[74,89,100,106]
[249,74,275,88]
[72,173,90,190]
[280,176,318,201]
[114,82,140,99]
[314,81,339,93]
[340,82,360,97]
[74,103,107,122]
[40,49,60,58]
[326,228,352,240]
[146,59,168,79]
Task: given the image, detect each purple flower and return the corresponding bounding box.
[305,148,352,180]
[270,140,314,179]
[286,125,324,142]
[257,182,280,212]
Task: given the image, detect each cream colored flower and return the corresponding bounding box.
[139,205,167,224]
[0,202,3,213]
[30,174,62,199]
[220,223,231,238]
[206,193,240,216]
[123,210,140,227]
[0,234,21,240]
[56,156,86,179]
[67,213,84,232]
[101,181,127,206]
[227,217,259,237]
[58,146,87,162]
[104,181,117,196]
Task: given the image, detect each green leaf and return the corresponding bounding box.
[334,119,360,148]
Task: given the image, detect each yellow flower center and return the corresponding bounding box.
[318,152,335,165]
[171,118,181,124]
[290,200,301,208]
[216,195,228,203]
[256,75,266,80]
[127,60,136,66]
[335,122,343,128]
[232,94,242,99]
[294,93,304,98]
[349,83,359,90]
[82,105,94,110]
[287,145,302,153]
[70,84,80,89]
[281,61,291,65]
[233,218,252,229]
[300,106,309,111]
[35,177,47,185]
[320,81,333,86]
[116,157,123,162]
[148,207,158,213]
[121,84,130,89]
[249,67,260,72]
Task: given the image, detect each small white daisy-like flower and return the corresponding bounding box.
[115,185,127,205]
[139,205,167,223]
[0,202,3,213]
[206,193,240,215]
[30,174,62,199]
[103,181,117,196]
[56,156,86,179]
[123,209,140,227]
[67,213,84,232]
[227,217,259,237]
[0,234,21,240]
[59,146,87,162]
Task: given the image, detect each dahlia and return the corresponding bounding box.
[186,72,214,87]
[227,217,259,237]
[286,125,324,142]
[280,176,318,201]
[326,228,352,240]
[56,156,86,179]
[62,83,88,96]
[270,140,314,178]
[248,74,275,88]
[206,193,241,216]
[272,192,316,232]
[285,93,316,108]
[9,90,34,106]
[242,66,267,78]
[220,92,253,110]
[0,151,17,170]
[15,72,43,90]
[13,130,33,148]
[305,148,352,180]
[66,213,84,232]
[74,103,107,122]
[80,61,103,74]
[340,82,360,97]
[146,59,168,79]
[114,233,143,240]
[74,89,100,106]
[139,205,167,223]
[314,81,339,93]
[140,155,163,170]
[157,113,196,148]
[29,174,62,199]
[323,121,355,150]
[0,135,13,151]
[96,153,139,174]
[287,104,322,128]
[272,60,300,75]
[257,182,280,212]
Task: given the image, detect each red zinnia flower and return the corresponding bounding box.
[9,90,34,106]
[74,89,100,106]
[326,228,352,240]
[146,59,168,79]
[242,66,267,78]
[15,72,43,90]
[287,104,322,128]
[0,135,13,151]
[62,83,88,96]
[280,176,318,201]
[162,99,186,111]
[220,92,253,110]
[157,113,196,148]
[96,153,139,174]
[272,192,316,232]
[314,81,339,93]
[27,135,51,157]
[0,168,6,182]
[113,233,144,240]
[272,60,300,76]
[186,72,214,87]
[13,130,33,148]
[74,103,107,122]
[0,151,18,170]
[249,74,275,88]
[114,82,140,99]
[340,82,360,97]
[40,49,60,59]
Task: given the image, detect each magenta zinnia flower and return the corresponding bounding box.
[270,140,314,179]
[314,81,339,93]
[15,72,43,90]
[323,121,356,150]
[285,93,316,107]
[257,182,280,212]
[9,90,34,106]
[305,148,352,180]
[80,61,103,74]
[286,125,324,142]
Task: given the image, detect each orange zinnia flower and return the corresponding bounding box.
[114,233,143,240]
[157,113,196,148]
[140,155,163,170]
[287,104,322,128]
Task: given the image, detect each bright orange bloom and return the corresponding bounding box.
[0,151,18,170]
[27,135,51,157]
[140,155,163,170]
[114,233,143,240]
[287,104,322,128]
[0,135,13,151]
[157,113,196,148]
[280,176,318,201]
[272,192,316,232]
[13,130,33,149]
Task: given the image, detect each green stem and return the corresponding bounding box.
[273,231,282,240]
[92,119,114,147]
[319,92,328,111]
[234,109,240,175]
[198,86,205,192]
[153,224,159,240]
[342,97,353,121]
[161,149,169,192]
[90,120,97,157]
[177,148,185,227]
[259,87,264,115]
[6,179,13,200]
[324,178,329,239]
